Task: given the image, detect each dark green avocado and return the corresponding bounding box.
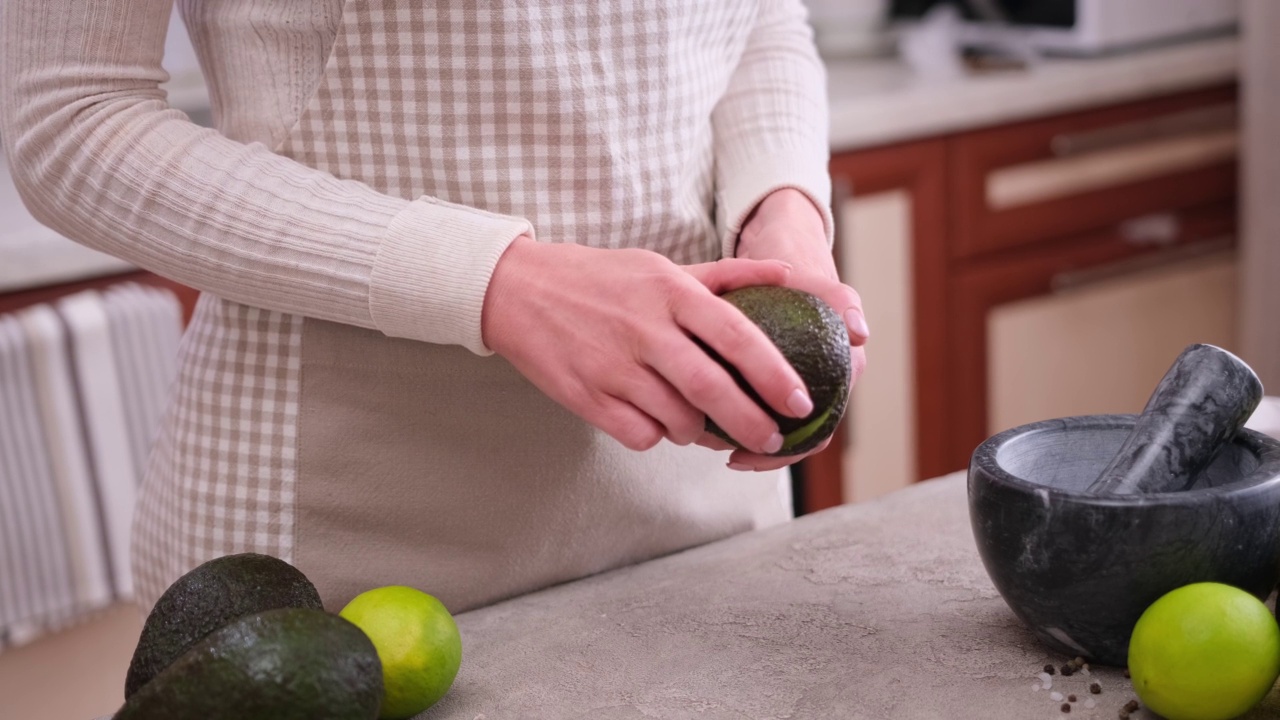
[125,553,324,697]
[706,286,851,456]
[114,608,382,720]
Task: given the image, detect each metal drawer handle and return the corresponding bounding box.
[1050,104,1237,158]
[1118,213,1181,248]
[986,129,1238,210]
[1051,237,1234,292]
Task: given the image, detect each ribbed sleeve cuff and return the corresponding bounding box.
[715,151,835,259]
[369,196,533,355]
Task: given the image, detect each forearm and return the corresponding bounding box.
[0,0,529,354]
[711,0,834,259]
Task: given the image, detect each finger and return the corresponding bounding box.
[607,369,704,446]
[643,334,783,455]
[589,392,666,452]
[782,273,870,345]
[670,293,813,420]
[727,437,833,472]
[683,257,791,295]
[850,345,868,386]
[694,433,736,451]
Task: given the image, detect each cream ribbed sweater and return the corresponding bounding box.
[1,0,834,613]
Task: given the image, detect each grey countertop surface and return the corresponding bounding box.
[90,471,1280,720]
[425,472,1280,720]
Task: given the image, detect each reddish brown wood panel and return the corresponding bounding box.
[949,85,1238,259]
[941,200,1236,472]
[0,270,200,325]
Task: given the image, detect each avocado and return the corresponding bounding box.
[114,608,382,720]
[125,553,324,697]
[706,286,851,456]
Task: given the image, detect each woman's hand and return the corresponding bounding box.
[481,236,819,453]
[712,188,869,471]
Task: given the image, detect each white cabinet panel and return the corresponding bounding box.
[840,189,916,503]
[988,252,1238,434]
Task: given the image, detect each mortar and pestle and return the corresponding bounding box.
[969,344,1280,665]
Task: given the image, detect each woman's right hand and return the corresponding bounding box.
[481,236,815,453]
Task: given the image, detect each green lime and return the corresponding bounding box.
[1129,582,1280,720]
[340,586,462,719]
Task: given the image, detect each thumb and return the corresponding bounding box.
[684,258,791,295]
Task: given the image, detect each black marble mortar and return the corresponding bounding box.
[969,414,1280,666]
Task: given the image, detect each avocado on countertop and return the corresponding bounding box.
[125,553,324,697]
[114,608,382,720]
[706,286,851,456]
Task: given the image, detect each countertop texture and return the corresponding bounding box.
[90,465,1280,719]
[421,472,1279,720]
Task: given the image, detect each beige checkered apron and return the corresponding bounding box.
[132,1,791,614]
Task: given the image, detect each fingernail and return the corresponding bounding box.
[845,309,870,339]
[786,388,813,418]
[728,462,752,471]
[762,432,783,454]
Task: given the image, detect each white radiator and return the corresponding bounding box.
[0,283,182,649]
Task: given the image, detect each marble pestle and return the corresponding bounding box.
[1088,344,1264,495]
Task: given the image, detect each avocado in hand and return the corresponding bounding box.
[114,608,382,720]
[705,286,851,456]
[125,552,324,697]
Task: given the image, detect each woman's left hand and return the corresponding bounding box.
[701,188,869,471]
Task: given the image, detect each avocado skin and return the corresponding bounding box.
[125,553,324,698]
[705,286,851,456]
[114,608,382,720]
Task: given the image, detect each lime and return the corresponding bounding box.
[340,586,462,719]
[1128,582,1280,720]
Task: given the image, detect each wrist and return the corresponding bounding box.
[481,234,537,355]
[737,188,830,263]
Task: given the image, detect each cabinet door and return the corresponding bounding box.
[840,188,917,502]
[988,252,1238,433]
[945,201,1235,472]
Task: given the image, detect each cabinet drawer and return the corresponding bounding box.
[948,85,1238,260]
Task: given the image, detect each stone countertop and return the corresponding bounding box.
[827,35,1239,152]
[427,472,1279,720]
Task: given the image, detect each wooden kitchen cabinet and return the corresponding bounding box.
[796,84,1239,512]
[950,85,1237,259]
[988,249,1238,434]
[800,139,949,510]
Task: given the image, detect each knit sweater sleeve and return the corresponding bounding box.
[712,0,834,258]
[0,0,529,355]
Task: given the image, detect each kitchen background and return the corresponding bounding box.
[2,2,1279,719]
